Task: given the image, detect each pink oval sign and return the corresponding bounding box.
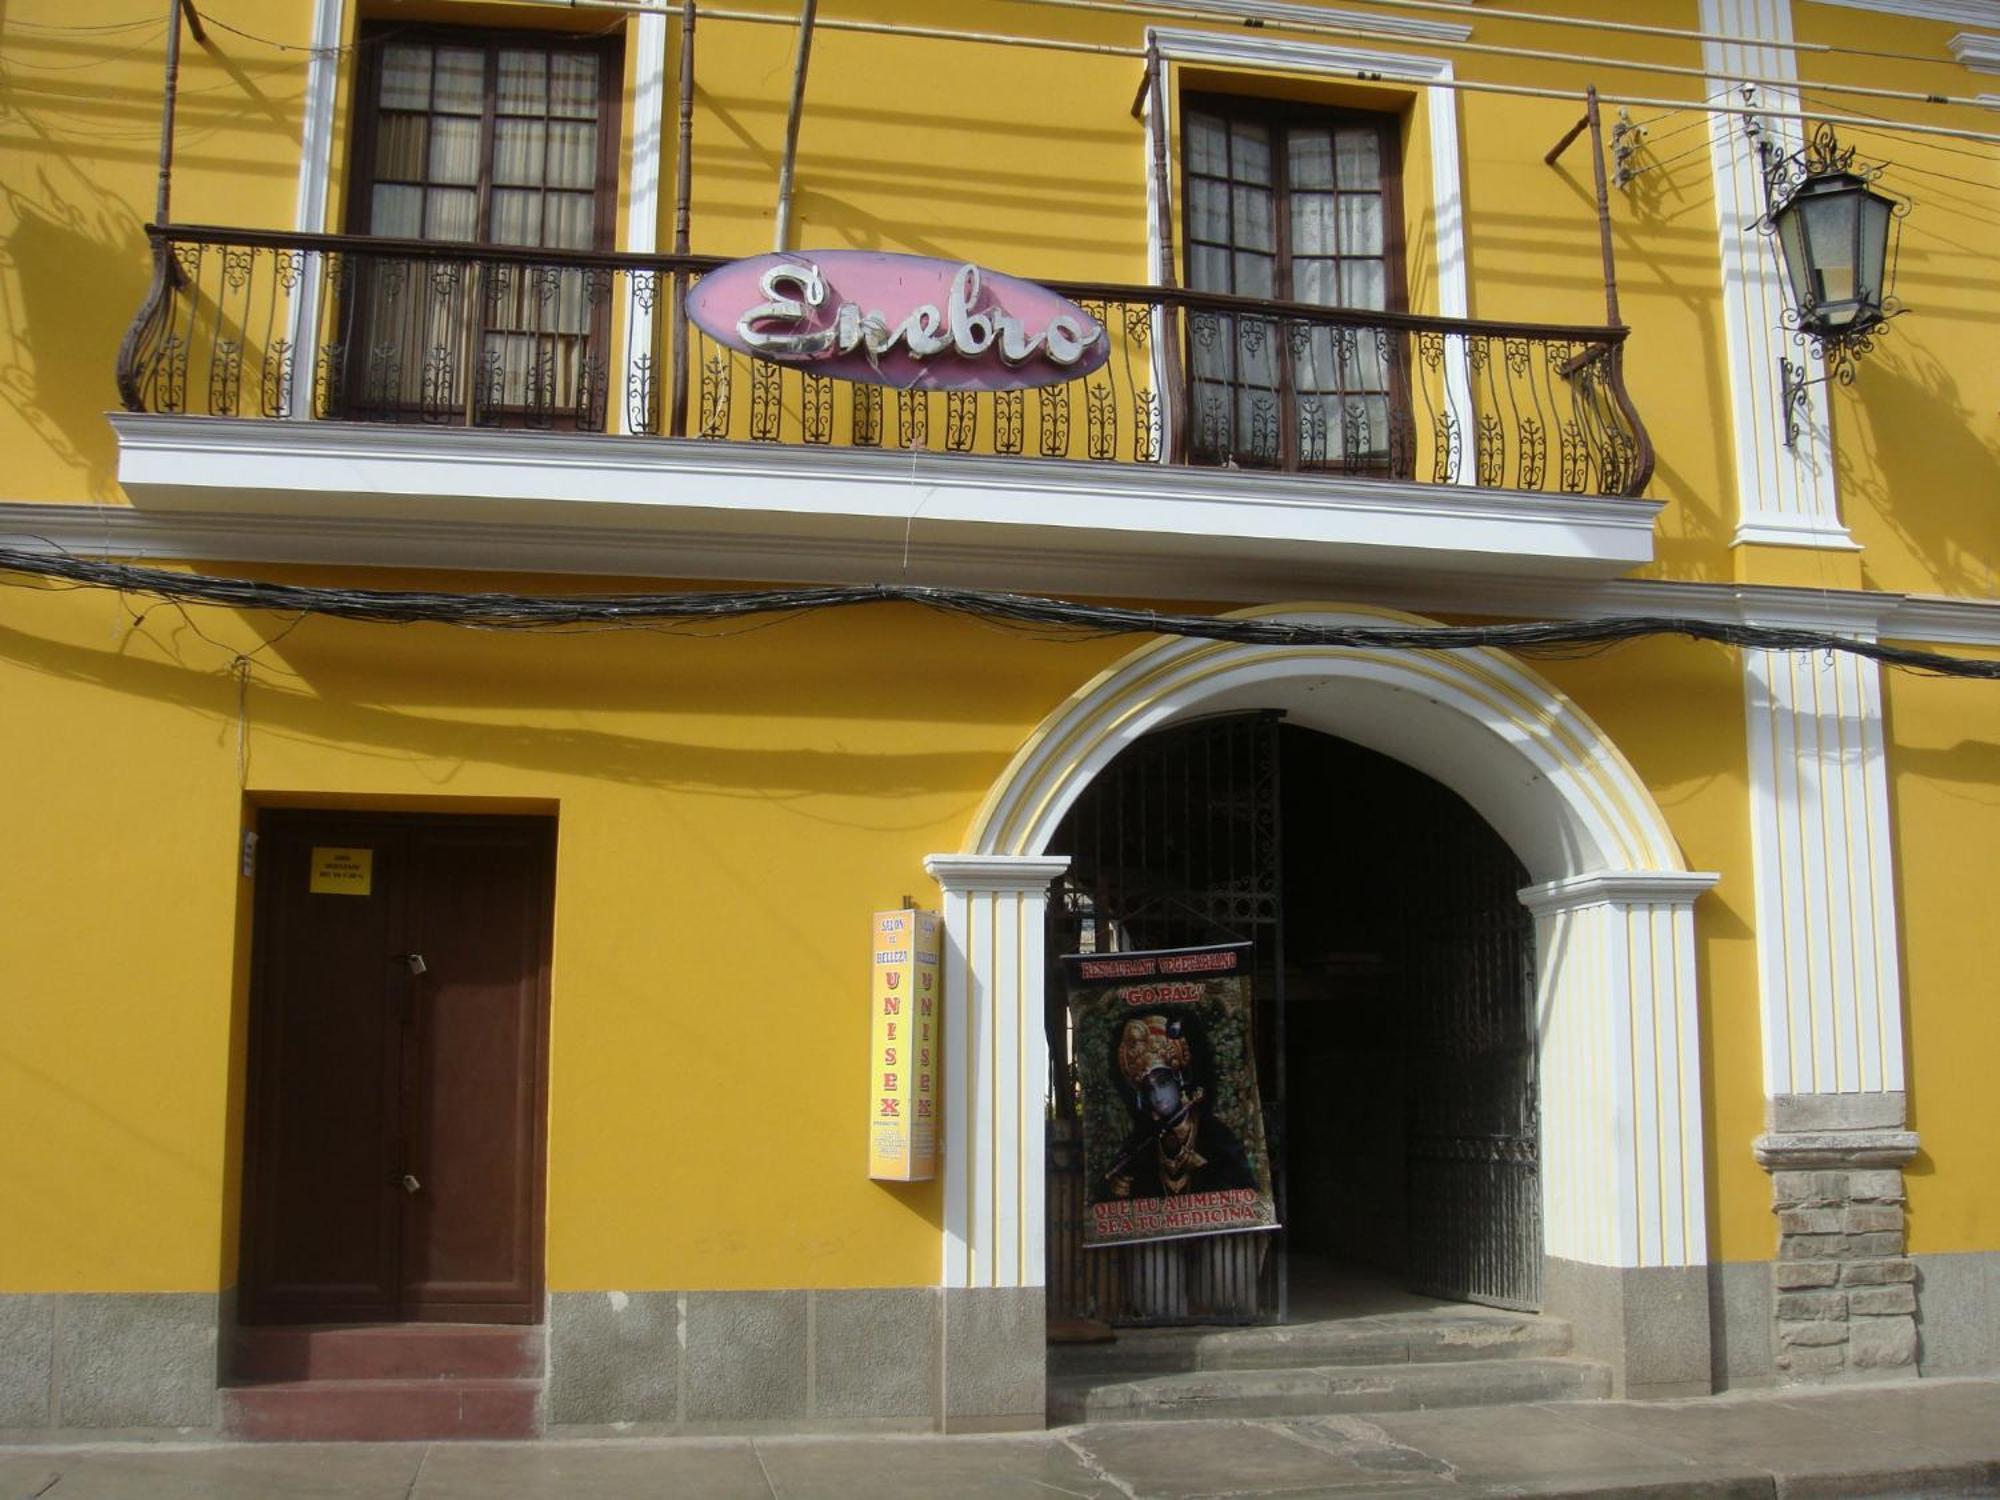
[686,250,1109,391]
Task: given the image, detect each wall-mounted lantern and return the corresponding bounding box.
[1758,123,1908,448]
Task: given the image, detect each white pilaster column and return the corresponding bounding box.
[1700,0,1856,549]
[923,854,1070,1290]
[284,0,345,421]
[618,7,669,434]
[1743,641,1907,1107]
[1522,871,1718,1269]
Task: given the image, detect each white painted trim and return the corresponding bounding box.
[1949,30,2000,70]
[1701,0,1856,553]
[1808,0,2000,23]
[1733,517,1863,552]
[617,9,669,434]
[926,856,1072,894]
[17,496,1998,644]
[1533,896,1708,1267]
[284,0,345,422]
[922,855,1069,1289]
[969,605,1685,881]
[1885,595,2000,645]
[1743,643,1906,1099]
[107,415,1658,577]
[1146,0,1472,45]
[1140,86,1178,466]
[1519,870,1720,913]
[1528,861,1721,1268]
[949,605,1708,1271]
[1147,27,1467,325]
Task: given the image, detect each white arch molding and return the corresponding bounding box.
[925,606,1720,1366]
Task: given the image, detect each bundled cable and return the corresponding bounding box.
[1,544,1995,679]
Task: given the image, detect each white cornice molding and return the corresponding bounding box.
[1888,594,2000,644]
[1732,518,1863,552]
[1949,30,2000,70]
[1519,870,1721,915]
[923,855,1072,894]
[105,414,1657,578]
[1809,0,2000,23]
[10,496,2000,646]
[1145,0,1471,45]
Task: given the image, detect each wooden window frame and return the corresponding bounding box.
[344,23,624,251]
[1179,93,1410,474]
[335,24,625,428]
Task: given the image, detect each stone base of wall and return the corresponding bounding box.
[1911,1251,2000,1377]
[1707,1260,1775,1390]
[0,1292,218,1432]
[1756,1096,1922,1388]
[547,1286,1042,1434]
[1769,1168,1918,1382]
[1541,1258,1713,1400]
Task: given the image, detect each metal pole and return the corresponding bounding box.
[771,0,818,252]
[155,0,186,225]
[1585,86,1621,328]
[1543,113,1589,167]
[669,0,697,437]
[1146,40,1187,466]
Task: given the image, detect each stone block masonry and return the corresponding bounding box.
[1769,1169,1917,1384]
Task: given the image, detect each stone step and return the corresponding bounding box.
[1050,1354,1611,1426]
[230,1323,545,1383]
[220,1378,542,1441]
[1050,1310,1574,1378]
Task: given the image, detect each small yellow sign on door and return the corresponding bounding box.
[869,908,941,1182]
[309,846,373,896]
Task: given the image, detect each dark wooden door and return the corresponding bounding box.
[242,811,554,1325]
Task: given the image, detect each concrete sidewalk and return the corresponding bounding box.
[4,1377,1998,1499]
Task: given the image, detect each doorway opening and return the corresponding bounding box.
[1045,714,1539,1329]
[238,809,556,1326]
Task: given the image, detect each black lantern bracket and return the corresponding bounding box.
[1754,121,1911,448]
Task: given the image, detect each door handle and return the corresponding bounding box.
[401,1174,421,1194]
[398,953,428,976]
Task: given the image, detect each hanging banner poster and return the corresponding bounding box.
[1061,943,1278,1248]
[868,909,941,1181]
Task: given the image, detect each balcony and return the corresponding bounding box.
[109,226,1663,594]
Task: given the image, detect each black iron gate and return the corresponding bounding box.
[1401,784,1541,1312]
[1044,716,1541,1326]
[1045,712,1287,1326]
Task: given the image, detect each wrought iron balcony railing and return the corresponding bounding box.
[117,226,1654,497]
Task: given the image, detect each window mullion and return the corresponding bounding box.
[1273,122,1299,472]
[477,43,499,244]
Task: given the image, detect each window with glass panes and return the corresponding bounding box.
[1181,99,1405,472]
[345,29,621,423]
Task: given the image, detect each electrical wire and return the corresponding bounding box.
[444,0,2000,152]
[2,546,1994,680]
[193,9,622,55]
[2,14,163,31]
[999,0,1998,115]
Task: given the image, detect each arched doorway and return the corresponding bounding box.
[924,605,1718,1405]
[1043,716,1542,1327]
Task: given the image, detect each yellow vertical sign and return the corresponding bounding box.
[869,908,940,1181]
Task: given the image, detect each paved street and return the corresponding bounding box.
[5,1377,1999,1498]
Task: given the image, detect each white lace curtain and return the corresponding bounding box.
[358,39,603,417]
[1183,108,1394,467]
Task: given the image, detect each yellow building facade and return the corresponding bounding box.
[1,0,1997,1437]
